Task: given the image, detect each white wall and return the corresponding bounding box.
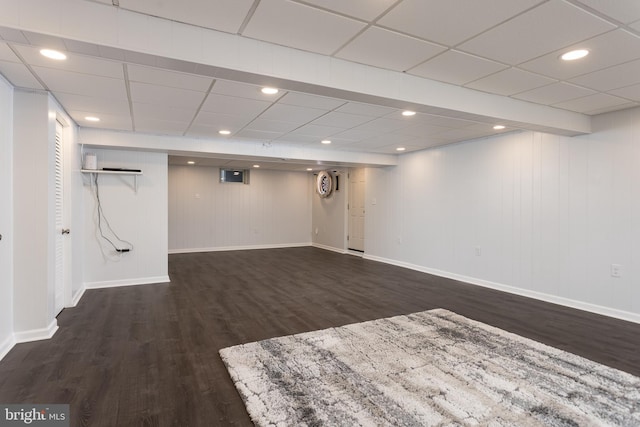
[365,106,640,322]
[12,90,57,336]
[83,149,169,287]
[0,76,14,358]
[311,171,347,252]
[168,165,311,252]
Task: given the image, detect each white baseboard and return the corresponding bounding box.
[169,242,311,255]
[14,319,59,344]
[364,254,640,325]
[312,242,347,254]
[70,286,87,307]
[0,334,16,362]
[85,275,171,289]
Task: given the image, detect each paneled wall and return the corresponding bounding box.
[311,170,347,252]
[83,149,168,287]
[365,107,640,321]
[168,165,311,252]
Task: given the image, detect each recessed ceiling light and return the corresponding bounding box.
[402,110,416,117]
[187,161,195,165]
[560,49,589,61]
[219,130,231,135]
[40,49,67,60]
[493,125,506,130]
[396,147,406,151]
[306,168,313,171]
[261,87,279,95]
[321,140,331,144]
[85,116,100,122]
[253,164,260,168]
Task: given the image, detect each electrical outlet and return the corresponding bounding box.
[611,264,622,278]
[475,247,481,256]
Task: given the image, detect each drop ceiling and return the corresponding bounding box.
[1,0,640,170]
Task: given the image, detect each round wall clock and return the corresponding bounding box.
[316,170,333,198]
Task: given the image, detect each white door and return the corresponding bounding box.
[348,168,365,252]
[54,121,65,315]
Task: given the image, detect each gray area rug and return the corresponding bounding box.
[220,309,640,426]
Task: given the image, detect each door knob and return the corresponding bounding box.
[62,229,70,235]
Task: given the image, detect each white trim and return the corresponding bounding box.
[169,243,311,254]
[85,275,170,289]
[0,334,16,362]
[14,319,59,344]
[70,285,87,307]
[312,242,347,254]
[363,254,640,325]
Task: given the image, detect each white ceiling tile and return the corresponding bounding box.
[458,0,615,65]
[130,82,205,109]
[335,102,396,117]
[286,123,344,138]
[245,118,302,133]
[336,27,446,72]
[350,117,408,133]
[191,111,254,132]
[135,118,190,135]
[118,0,255,33]
[127,64,212,92]
[14,45,123,79]
[418,114,478,128]
[235,129,283,140]
[520,29,640,80]
[211,79,278,100]
[185,124,227,138]
[395,122,450,137]
[569,58,640,91]
[258,103,327,123]
[201,93,271,116]
[70,111,133,131]
[54,92,130,115]
[133,102,196,123]
[408,50,508,85]
[378,0,544,46]
[513,82,596,105]
[331,128,379,141]
[465,68,556,96]
[608,83,640,102]
[553,93,634,114]
[0,61,44,89]
[310,111,373,128]
[574,0,640,24]
[33,66,126,99]
[278,92,346,110]
[299,0,397,21]
[0,43,19,62]
[242,0,367,55]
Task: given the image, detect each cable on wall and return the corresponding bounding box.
[92,173,134,258]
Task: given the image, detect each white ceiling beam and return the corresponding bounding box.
[78,128,399,167]
[0,0,591,135]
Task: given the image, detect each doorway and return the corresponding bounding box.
[54,120,69,316]
[348,168,365,252]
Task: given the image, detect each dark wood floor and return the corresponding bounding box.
[1,247,639,426]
